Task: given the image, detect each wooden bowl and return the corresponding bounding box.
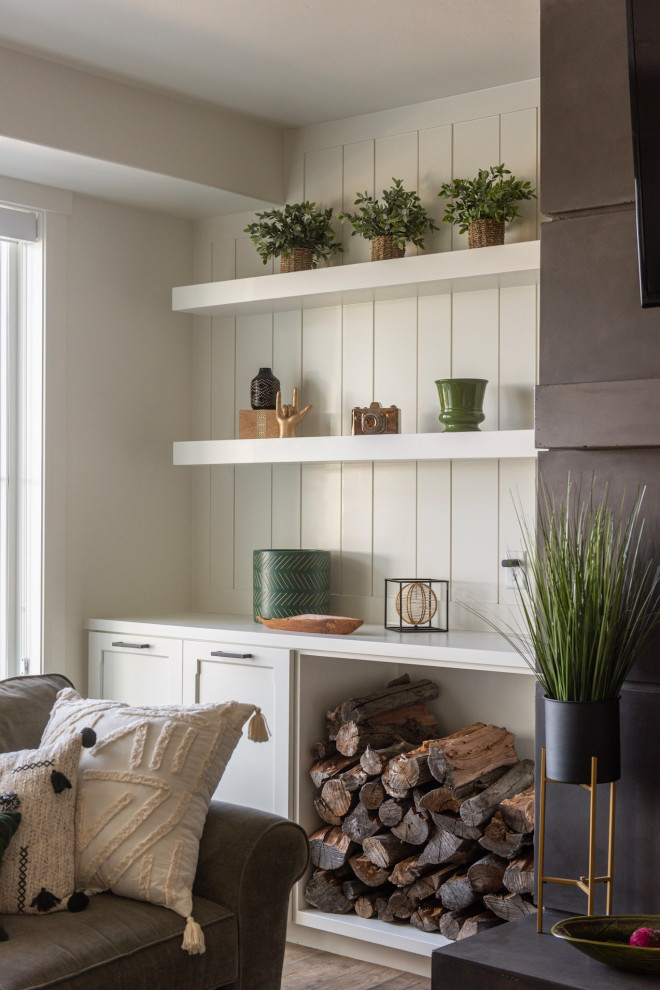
[256,614,363,635]
[551,915,660,974]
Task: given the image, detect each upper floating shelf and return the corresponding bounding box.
[172,241,540,317]
[173,429,538,466]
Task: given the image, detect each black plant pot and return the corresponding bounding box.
[543,696,621,784]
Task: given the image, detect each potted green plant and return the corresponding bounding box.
[464,477,660,784]
[338,178,439,261]
[244,201,343,272]
[438,163,536,248]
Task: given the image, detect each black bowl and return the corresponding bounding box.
[552,915,660,974]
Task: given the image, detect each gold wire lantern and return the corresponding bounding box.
[385,579,449,632]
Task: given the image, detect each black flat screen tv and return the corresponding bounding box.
[626,0,660,307]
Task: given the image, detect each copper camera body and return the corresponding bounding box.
[351,401,400,436]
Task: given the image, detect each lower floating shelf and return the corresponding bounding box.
[174,429,538,466]
[293,907,450,957]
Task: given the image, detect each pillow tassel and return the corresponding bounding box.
[247,707,270,743]
[182,915,206,954]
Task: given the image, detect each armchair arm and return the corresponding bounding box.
[194,801,309,990]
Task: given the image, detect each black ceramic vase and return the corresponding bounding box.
[250,367,280,410]
[543,696,621,784]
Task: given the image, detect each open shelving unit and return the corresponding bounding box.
[172,240,540,317]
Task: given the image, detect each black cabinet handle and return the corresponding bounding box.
[111,641,151,649]
[210,650,253,659]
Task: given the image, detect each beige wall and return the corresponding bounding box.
[19,184,195,689]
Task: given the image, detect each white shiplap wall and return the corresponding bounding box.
[190,80,539,626]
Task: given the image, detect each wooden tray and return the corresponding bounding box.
[256,614,363,635]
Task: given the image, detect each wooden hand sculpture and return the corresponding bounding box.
[276,388,312,438]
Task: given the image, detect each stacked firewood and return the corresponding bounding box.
[304,675,536,939]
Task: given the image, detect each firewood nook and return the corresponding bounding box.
[304,674,536,942]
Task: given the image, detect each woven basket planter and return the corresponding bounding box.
[370,235,405,261]
[280,247,314,272]
[467,219,505,249]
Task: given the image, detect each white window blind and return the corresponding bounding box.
[0,205,43,678]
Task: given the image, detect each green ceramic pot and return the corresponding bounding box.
[435,378,488,432]
[253,549,331,622]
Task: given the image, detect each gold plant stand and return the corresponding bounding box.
[537,747,616,933]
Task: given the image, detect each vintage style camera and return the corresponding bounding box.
[351,401,400,436]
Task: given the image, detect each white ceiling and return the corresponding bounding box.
[0,0,539,128]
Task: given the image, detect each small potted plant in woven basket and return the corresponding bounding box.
[244,201,343,272]
[338,178,439,260]
[438,163,536,248]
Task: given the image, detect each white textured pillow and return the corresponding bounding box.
[41,689,260,949]
[0,732,84,914]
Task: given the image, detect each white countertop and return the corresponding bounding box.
[87,612,531,674]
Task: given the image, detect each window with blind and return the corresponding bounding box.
[0,205,43,678]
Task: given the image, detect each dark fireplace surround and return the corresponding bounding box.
[433,1,660,986]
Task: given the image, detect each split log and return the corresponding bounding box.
[417,829,477,868]
[310,739,337,760]
[339,678,440,724]
[320,778,353,818]
[466,853,508,895]
[360,779,386,810]
[479,811,533,859]
[377,898,396,923]
[428,723,518,797]
[304,869,352,914]
[340,764,370,792]
[309,826,354,870]
[460,759,535,827]
[503,850,535,895]
[342,879,372,901]
[313,795,344,826]
[363,833,416,870]
[342,803,380,843]
[409,864,461,901]
[360,741,415,775]
[499,785,535,834]
[417,787,463,816]
[427,723,486,783]
[385,740,434,791]
[389,853,427,887]
[309,752,359,788]
[378,797,411,827]
[482,891,537,921]
[349,853,390,887]
[439,872,479,912]
[455,910,504,940]
[388,886,419,919]
[439,908,474,940]
[336,702,441,757]
[391,806,431,846]
[427,809,483,841]
[410,904,445,932]
[354,892,391,919]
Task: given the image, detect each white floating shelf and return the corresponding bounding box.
[173,429,538,466]
[172,241,540,317]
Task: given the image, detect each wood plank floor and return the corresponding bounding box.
[281,943,432,990]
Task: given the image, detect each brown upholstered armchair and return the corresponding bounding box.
[0,673,309,990]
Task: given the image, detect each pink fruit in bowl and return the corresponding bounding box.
[630,927,660,947]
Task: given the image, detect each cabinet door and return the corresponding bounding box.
[88,631,183,705]
[182,640,291,817]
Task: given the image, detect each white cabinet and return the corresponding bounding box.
[182,638,290,816]
[88,622,292,818]
[88,631,183,705]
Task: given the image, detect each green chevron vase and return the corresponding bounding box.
[253,549,331,622]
